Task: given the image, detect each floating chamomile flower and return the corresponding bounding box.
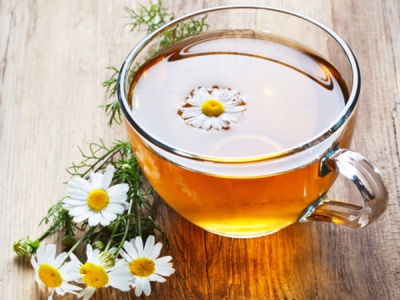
[179,87,246,131]
[30,243,81,300]
[119,235,175,297]
[62,165,129,227]
[71,245,132,300]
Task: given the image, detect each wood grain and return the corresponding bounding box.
[1,0,399,299]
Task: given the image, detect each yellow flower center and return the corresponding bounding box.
[38,264,63,288]
[87,189,109,211]
[201,99,225,117]
[80,262,109,288]
[129,257,156,277]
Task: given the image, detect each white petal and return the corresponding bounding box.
[55,287,66,296]
[45,244,57,264]
[143,236,155,256]
[107,184,129,197]
[148,273,166,282]
[201,117,212,130]
[185,97,203,106]
[65,188,88,200]
[109,193,128,203]
[99,216,110,226]
[89,173,103,189]
[108,279,131,291]
[101,209,117,222]
[60,282,82,292]
[67,181,79,189]
[181,107,202,118]
[135,277,151,297]
[73,178,93,193]
[73,211,93,223]
[148,243,162,260]
[188,114,207,128]
[36,243,46,264]
[119,249,132,262]
[59,262,72,274]
[68,205,90,216]
[63,198,87,206]
[155,266,175,276]
[106,203,125,214]
[110,269,132,279]
[86,245,94,262]
[47,289,55,300]
[101,165,114,190]
[62,204,76,210]
[91,249,101,265]
[68,253,81,267]
[211,117,226,130]
[209,88,219,100]
[88,213,101,226]
[31,256,38,270]
[63,283,82,294]
[217,88,229,102]
[155,256,173,264]
[122,241,138,260]
[109,259,128,270]
[220,113,238,123]
[219,89,237,103]
[135,236,144,256]
[53,252,68,268]
[62,273,81,281]
[78,287,96,300]
[224,106,246,113]
[197,87,211,102]
[142,277,152,296]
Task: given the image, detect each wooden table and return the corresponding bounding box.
[1,0,399,299]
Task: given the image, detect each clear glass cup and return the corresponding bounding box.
[117,6,388,238]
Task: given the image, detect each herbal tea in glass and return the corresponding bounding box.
[118,6,388,238]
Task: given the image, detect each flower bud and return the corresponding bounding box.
[121,164,131,170]
[61,235,77,248]
[92,241,105,251]
[13,238,31,256]
[99,251,116,268]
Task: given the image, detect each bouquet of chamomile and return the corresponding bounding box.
[11,1,209,298]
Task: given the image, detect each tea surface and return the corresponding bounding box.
[129,30,348,158]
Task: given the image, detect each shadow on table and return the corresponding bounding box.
[148,195,383,300]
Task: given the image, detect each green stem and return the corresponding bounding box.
[114,197,134,254]
[37,223,59,241]
[136,200,142,237]
[64,214,74,237]
[104,221,120,252]
[67,226,96,257]
[80,146,120,179]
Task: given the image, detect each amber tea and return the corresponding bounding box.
[123,30,353,237]
[119,7,388,237]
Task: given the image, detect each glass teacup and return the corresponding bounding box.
[117,6,388,238]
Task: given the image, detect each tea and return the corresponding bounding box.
[124,30,351,236]
[128,30,348,158]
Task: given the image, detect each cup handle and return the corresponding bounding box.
[300,148,388,228]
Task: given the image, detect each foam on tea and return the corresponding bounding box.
[128,30,348,159]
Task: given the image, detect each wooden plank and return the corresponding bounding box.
[1,0,399,299]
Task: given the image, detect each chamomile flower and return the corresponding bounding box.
[30,243,81,300]
[119,235,175,297]
[179,87,246,130]
[62,165,129,227]
[71,245,132,300]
